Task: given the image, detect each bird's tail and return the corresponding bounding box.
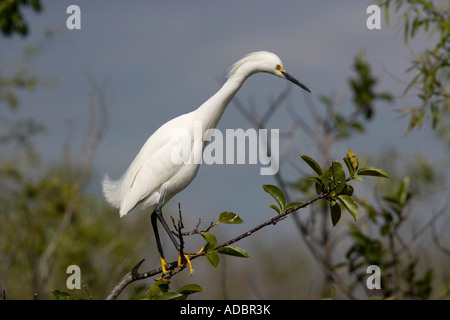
[102,175,123,211]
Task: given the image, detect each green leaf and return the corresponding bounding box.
[206,252,220,268]
[404,13,410,44]
[343,157,355,176]
[263,184,286,213]
[147,285,161,300]
[147,279,170,299]
[217,245,250,258]
[201,232,217,253]
[330,200,342,226]
[177,284,204,295]
[301,155,323,175]
[157,292,185,300]
[218,211,244,224]
[397,176,410,206]
[357,166,390,179]
[52,290,73,300]
[346,149,358,170]
[319,174,330,191]
[336,194,359,221]
[269,205,280,214]
[31,0,43,11]
[343,184,354,196]
[315,182,324,195]
[51,289,83,300]
[285,201,303,212]
[350,121,365,132]
[155,279,171,292]
[309,176,322,185]
[310,176,324,195]
[331,161,346,195]
[323,166,333,178]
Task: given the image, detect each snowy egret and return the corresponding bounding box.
[102,51,311,274]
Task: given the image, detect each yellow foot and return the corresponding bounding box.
[159,255,169,274]
[177,247,204,275]
[155,255,170,281]
[177,254,194,275]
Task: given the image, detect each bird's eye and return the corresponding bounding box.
[276,64,282,71]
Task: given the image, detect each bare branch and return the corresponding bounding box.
[233,96,261,127]
[171,203,217,237]
[394,201,448,256]
[260,85,291,127]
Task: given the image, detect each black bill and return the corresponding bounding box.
[282,71,311,93]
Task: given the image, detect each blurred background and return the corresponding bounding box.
[0,0,449,299]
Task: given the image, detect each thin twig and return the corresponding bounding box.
[260,85,291,127]
[171,203,217,237]
[394,201,448,256]
[82,280,95,300]
[174,219,216,237]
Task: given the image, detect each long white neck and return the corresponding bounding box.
[194,72,249,131]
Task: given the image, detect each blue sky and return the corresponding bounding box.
[1,1,446,231]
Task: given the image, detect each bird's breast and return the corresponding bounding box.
[163,162,201,199]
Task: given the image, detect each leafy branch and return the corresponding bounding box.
[377,0,450,133]
[102,149,389,300]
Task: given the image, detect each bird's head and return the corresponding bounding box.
[228,51,311,93]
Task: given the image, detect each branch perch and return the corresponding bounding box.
[105,191,330,300]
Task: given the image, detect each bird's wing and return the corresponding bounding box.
[119,112,195,215]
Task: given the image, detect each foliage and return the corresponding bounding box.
[343,173,436,299]
[0,50,46,156]
[235,19,448,298]
[265,150,389,227]
[51,289,84,300]
[146,280,203,300]
[1,1,449,300]
[0,0,43,37]
[349,52,393,121]
[182,211,250,270]
[0,35,142,299]
[263,184,302,214]
[377,0,450,135]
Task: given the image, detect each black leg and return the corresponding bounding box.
[151,186,195,275]
[151,210,165,259]
[155,207,180,252]
[154,186,180,251]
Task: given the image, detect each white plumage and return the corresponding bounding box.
[103,112,200,217]
[102,51,310,274]
[103,51,310,218]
